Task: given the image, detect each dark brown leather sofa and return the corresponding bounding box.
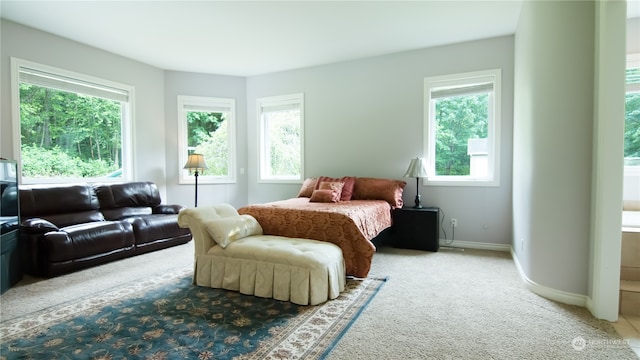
[19,181,191,277]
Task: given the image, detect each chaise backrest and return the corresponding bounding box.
[178,204,240,254]
[94,181,161,220]
[19,183,104,227]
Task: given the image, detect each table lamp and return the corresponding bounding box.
[403,157,428,208]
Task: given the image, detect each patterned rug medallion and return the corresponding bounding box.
[0,268,387,359]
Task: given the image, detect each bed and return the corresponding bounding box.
[238,176,406,278]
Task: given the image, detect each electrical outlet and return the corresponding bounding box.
[451,218,458,228]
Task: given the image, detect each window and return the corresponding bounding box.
[257,93,304,183]
[625,54,640,173]
[178,96,236,184]
[424,69,501,186]
[11,58,133,184]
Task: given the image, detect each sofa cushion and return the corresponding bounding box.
[45,222,135,262]
[101,207,152,221]
[94,181,161,210]
[19,184,102,227]
[125,214,191,246]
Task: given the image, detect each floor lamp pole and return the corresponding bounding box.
[194,170,199,208]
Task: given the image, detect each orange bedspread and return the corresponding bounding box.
[238,198,392,278]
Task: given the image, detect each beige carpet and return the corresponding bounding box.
[1,241,637,359]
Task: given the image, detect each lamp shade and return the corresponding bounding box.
[183,153,208,172]
[403,157,428,178]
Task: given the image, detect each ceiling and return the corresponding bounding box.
[1,1,638,77]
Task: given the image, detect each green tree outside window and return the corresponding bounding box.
[19,83,122,178]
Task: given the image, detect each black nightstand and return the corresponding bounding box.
[392,207,440,251]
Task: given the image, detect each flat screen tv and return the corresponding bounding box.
[0,160,19,234]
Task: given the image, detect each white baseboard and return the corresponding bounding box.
[436,239,589,308]
[438,239,511,252]
[510,247,588,307]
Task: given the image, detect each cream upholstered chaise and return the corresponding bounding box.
[177,204,346,305]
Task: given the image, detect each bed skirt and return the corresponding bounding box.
[193,235,346,306]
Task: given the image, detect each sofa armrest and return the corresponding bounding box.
[153,204,185,215]
[20,218,59,233]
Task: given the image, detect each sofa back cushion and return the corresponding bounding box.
[94,181,161,220]
[19,184,104,227]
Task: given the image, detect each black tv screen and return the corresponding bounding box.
[0,160,19,234]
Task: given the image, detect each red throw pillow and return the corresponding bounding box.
[316,176,355,201]
[310,189,340,203]
[352,177,407,208]
[297,177,318,197]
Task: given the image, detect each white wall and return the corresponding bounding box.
[247,36,514,246]
[0,20,169,197]
[0,18,516,248]
[163,71,248,208]
[513,0,626,305]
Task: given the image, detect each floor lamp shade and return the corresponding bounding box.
[403,157,428,208]
[183,154,208,207]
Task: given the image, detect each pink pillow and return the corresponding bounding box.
[310,189,340,203]
[352,177,407,208]
[297,177,318,197]
[316,176,355,201]
[318,181,344,200]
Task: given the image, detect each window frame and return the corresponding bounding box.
[257,93,305,184]
[177,95,237,185]
[423,69,502,187]
[10,57,134,184]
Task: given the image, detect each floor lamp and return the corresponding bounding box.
[403,157,428,209]
[183,153,208,207]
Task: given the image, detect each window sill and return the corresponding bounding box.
[424,178,500,187]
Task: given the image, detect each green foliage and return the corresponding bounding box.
[187,111,224,148]
[625,68,640,161]
[267,110,301,177]
[19,83,123,178]
[21,144,117,178]
[434,94,488,176]
[625,92,640,159]
[191,115,229,177]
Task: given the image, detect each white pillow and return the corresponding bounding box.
[204,214,263,248]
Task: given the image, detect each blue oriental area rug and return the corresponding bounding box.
[0,268,386,360]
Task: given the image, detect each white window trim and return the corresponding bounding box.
[423,69,501,187]
[257,93,305,184]
[10,57,134,184]
[178,95,237,185]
